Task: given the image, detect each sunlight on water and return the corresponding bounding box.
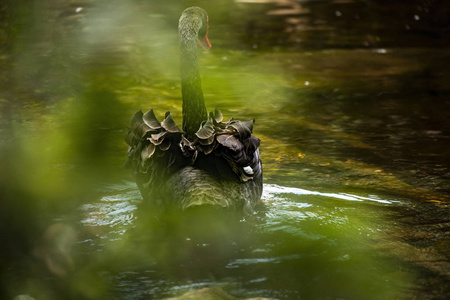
[74,182,412,299]
[263,183,400,204]
[80,184,139,228]
[80,183,398,230]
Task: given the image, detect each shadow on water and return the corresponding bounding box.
[1,0,450,299]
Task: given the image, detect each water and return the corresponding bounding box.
[1,0,449,299]
[73,182,409,299]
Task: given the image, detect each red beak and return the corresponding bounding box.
[198,34,211,50]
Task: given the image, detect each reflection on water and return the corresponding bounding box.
[76,183,411,300]
[263,183,399,204]
[1,0,450,299]
[80,184,138,229]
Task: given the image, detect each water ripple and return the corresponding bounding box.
[263,183,399,204]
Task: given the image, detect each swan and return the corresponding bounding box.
[125,7,262,212]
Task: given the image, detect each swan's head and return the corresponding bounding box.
[179,6,211,50]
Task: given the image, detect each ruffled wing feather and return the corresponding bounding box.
[125,108,262,202]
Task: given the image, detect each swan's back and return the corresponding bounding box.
[125,109,263,212]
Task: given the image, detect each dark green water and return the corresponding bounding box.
[1,0,449,299]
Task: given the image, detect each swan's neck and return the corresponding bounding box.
[180,37,207,138]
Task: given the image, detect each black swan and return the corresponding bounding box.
[125,7,262,212]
